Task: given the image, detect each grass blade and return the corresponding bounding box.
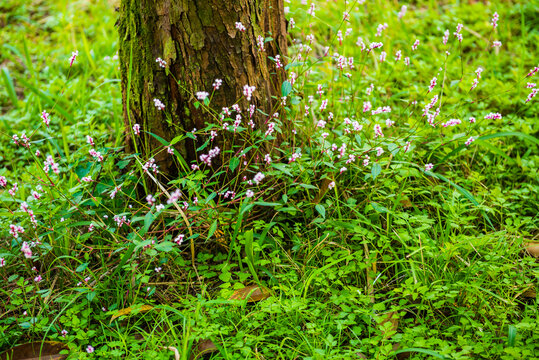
[16,75,74,122]
[1,67,19,107]
[392,348,449,359]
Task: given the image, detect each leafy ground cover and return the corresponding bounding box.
[0,0,537,359]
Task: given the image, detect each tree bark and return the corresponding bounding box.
[118,0,288,179]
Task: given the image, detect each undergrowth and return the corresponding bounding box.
[0,0,537,359]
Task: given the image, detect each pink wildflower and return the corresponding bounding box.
[491,12,499,29]
[156,57,167,68]
[235,22,246,32]
[69,50,78,67]
[41,111,50,127]
[526,88,538,103]
[153,98,165,110]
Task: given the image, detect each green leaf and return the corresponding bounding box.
[196,139,210,152]
[229,157,240,172]
[355,134,362,146]
[254,201,281,207]
[142,211,156,236]
[271,163,292,176]
[315,204,326,219]
[207,220,218,239]
[507,325,517,347]
[299,183,317,190]
[76,262,89,273]
[154,241,175,252]
[393,348,449,359]
[1,67,18,107]
[371,163,382,180]
[281,80,292,97]
[387,143,400,156]
[371,202,389,213]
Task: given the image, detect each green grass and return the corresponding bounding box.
[0,0,537,359]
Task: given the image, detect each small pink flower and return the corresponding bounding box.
[196,92,209,101]
[243,85,256,101]
[443,29,450,45]
[465,136,475,146]
[235,22,246,32]
[213,79,223,89]
[526,88,538,103]
[373,124,384,138]
[0,258,5,267]
[425,163,434,171]
[428,77,437,93]
[527,66,538,77]
[398,5,407,19]
[375,23,388,37]
[245,189,254,198]
[41,111,50,127]
[484,112,502,120]
[86,345,94,354]
[475,67,483,78]
[34,275,43,283]
[61,329,68,337]
[470,78,479,91]
[153,98,165,110]
[69,51,78,67]
[491,12,499,29]
[492,41,502,47]
[411,39,420,51]
[253,172,265,185]
[155,57,167,68]
[133,123,140,135]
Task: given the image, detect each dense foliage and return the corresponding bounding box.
[0,0,537,359]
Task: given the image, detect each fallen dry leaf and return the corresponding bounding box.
[0,341,68,360]
[110,304,154,322]
[229,285,271,302]
[524,243,539,258]
[377,311,399,339]
[189,339,217,360]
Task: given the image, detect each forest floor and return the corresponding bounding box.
[0,0,537,359]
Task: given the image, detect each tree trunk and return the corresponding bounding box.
[118,0,288,179]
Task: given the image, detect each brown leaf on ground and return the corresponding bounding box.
[229,285,271,302]
[0,341,68,360]
[110,304,154,322]
[189,339,217,360]
[524,243,539,258]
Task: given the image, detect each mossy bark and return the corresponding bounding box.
[118,0,288,178]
